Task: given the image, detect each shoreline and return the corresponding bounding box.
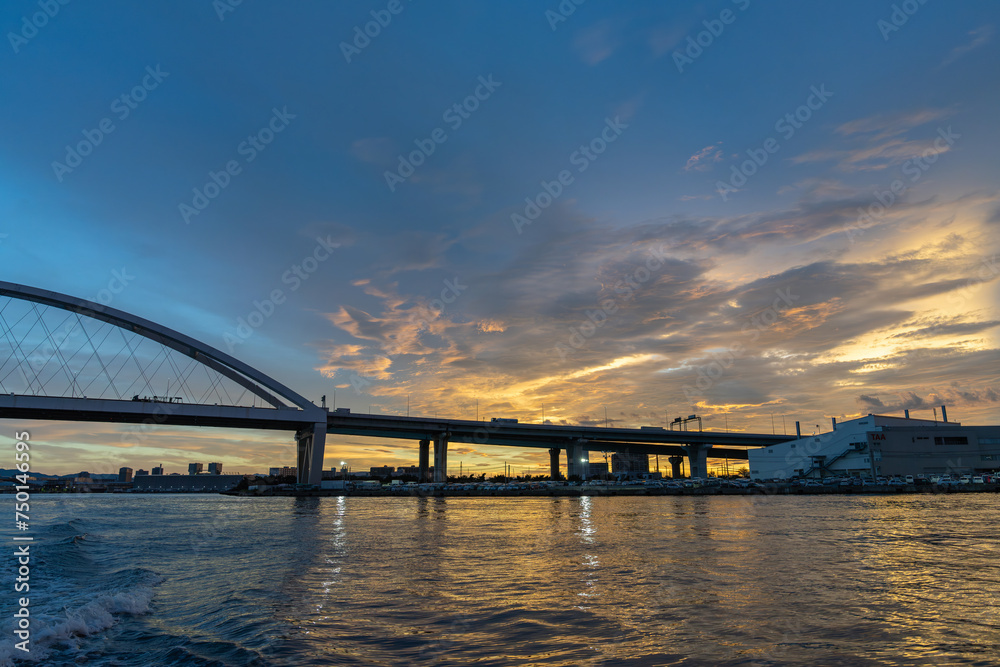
[225,481,1000,498]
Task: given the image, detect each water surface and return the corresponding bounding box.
[3,494,998,665]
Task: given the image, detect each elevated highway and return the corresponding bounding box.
[327,411,791,480]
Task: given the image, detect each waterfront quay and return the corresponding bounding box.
[243,478,1000,498]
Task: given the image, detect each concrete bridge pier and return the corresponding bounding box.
[548,448,561,480]
[418,439,430,481]
[668,456,684,479]
[566,443,588,480]
[296,421,327,485]
[685,443,708,479]
[433,434,449,482]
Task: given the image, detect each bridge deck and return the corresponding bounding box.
[0,395,310,431]
[0,396,789,465]
[327,412,788,458]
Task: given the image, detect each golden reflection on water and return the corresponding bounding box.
[575,496,600,606]
[280,494,1000,666]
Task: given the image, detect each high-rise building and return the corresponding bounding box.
[118,467,134,483]
[611,452,649,477]
[151,465,164,475]
[588,462,609,478]
[208,462,223,474]
[136,469,149,476]
[269,466,296,478]
[188,462,204,475]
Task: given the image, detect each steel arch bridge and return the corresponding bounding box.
[0,281,328,484]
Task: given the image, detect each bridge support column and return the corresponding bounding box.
[433,435,449,483]
[296,421,327,485]
[419,439,430,482]
[685,444,708,479]
[668,456,684,479]
[566,443,588,480]
[549,448,561,480]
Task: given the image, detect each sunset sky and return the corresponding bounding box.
[2,1,998,476]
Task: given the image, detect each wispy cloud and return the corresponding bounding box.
[791,136,953,172]
[647,23,688,56]
[684,142,723,172]
[936,24,994,70]
[573,19,622,65]
[835,109,953,142]
[792,108,956,172]
[350,137,395,165]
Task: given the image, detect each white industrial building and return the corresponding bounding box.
[749,413,1000,480]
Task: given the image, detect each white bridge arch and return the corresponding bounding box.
[0,281,328,484]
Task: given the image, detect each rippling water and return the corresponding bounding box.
[3,494,999,665]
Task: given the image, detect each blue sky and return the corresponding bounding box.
[2,0,998,475]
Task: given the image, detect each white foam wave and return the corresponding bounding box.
[0,574,161,665]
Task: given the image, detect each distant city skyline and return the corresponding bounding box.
[2,1,997,475]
